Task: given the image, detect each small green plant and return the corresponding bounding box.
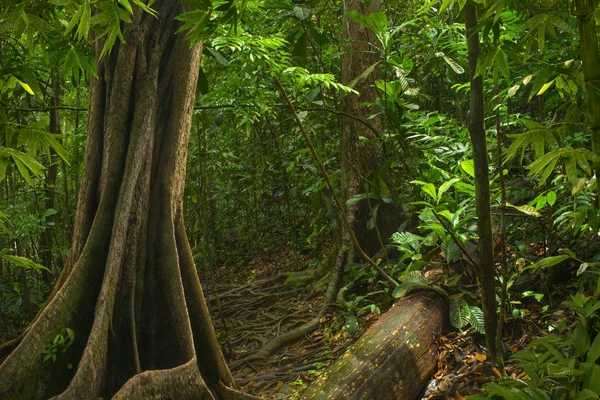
[334,291,384,335]
[290,378,306,389]
[500,266,547,320]
[307,361,328,378]
[394,271,486,334]
[472,292,600,399]
[42,328,74,364]
[216,330,229,345]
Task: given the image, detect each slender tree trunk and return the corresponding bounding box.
[0,4,256,399]
[464,0,498,361]
[16,239,31,320]
[493,22,508,366]
[40,73,60,282]
[575,0,600,202]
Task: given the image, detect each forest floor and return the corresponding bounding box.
[205,246,576,400]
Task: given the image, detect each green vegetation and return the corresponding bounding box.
[0,0,600,398]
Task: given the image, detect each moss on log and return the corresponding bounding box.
[300,291,447,400]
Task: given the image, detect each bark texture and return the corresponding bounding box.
[39,73,60,282]
[340,0,401,258]
[300,291,447,400]
[0,3,249,399]
[464,1,497,360]
[575,0,600,202]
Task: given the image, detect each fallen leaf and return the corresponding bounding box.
[475,353,487,362]
[491,366,501,378]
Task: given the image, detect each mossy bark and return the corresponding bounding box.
[0,3,254,399]
[575,0,600,202]
[340,0,402,258]
[300,291,447,400]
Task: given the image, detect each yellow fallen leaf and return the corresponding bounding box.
[475,353,487,362]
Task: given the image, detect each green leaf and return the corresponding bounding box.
[468,306,485,334]
[546,191,557,206]
[346,193,368,207]
[437,178,460,201]
[460,159,475,178]
[524,255,569,272]
[206,47,229,65]
[506,203,541,217]
[346,10,387,36]
[439,0,454,14]
[379,179,392,203]
[565,153,578,185]
[526,149,563,185]
[494,48,510,79]
[43,208,58,218]
[291,33,308,64]
[132,0,158,16]
[582,363,600,394]
[349,62,380,89]
[442,56,464,74]
[587,333,600,363]
[572,323,591,357]
[572,177,587,195]
[16,67,43,97]
[2,255,50,272]
[450,297,469,328]
[537,79,555,96]
[17,80,34,95]
[455,182,475,196]
[507,84,520,97]
[410,180,436,201]
[421,183,436,201]
[575,389,600,400]
[393,271,431,298]
[117,0,133,14]
[578,263,590,276]
[293,5,311,21]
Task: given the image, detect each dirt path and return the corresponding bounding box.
[202,249,355,399]
[201,248,568,399]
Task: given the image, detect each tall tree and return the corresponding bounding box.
[464,0,498,361]
[574,0,600,203]
[39,73,60,283]
[340,0,401,260]
[0,3,255,399]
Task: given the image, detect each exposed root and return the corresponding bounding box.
[229,244,345,369]
[113,358,211,399]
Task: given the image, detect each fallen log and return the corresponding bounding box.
[300,291,447,400]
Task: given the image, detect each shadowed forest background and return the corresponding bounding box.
[1,0,600,398]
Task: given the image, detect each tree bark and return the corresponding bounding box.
[575,0,600,203]
[0,4,254,399]
[464,1,498,361]
[300,291,447,400]
[340,0,401,258]
[39,73,60,282]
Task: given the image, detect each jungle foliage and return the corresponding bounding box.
[1,0,600,398]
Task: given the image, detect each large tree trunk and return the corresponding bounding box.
[340,0,401,259]
[300,291,447,400]
[0,4,252,399]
